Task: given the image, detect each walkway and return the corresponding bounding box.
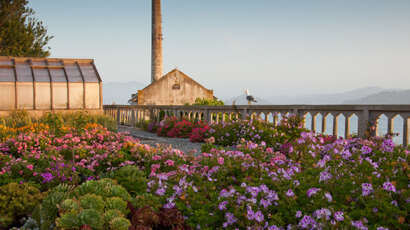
[118,125,202,154]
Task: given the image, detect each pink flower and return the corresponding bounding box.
[218,157,224,165]
[165,159,175,166]
[152,155,162,160]
[26,164,34,171]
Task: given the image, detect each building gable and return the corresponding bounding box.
[137,69,213,105]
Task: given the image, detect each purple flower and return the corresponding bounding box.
[218,201,228,210]
[341,150,352,159]
[246,186,261,197]
[224,212,237,226]
[383,182,396,193]
[361,145,372,154]
[325,192,333,202]
[361,183,373,196]
[173,185,183,196]
[296,211,302,218]
[40,172,54,183]
[307,188,320,197]
[254,210,264,222]
[334,211,344,221]
[268,225,280,230]
[220,188,236,198]
[286,189,295,197]
[319,170,332,182]
[391,200,398,206]
[351,220,368,230]
[163,202,175,209]
[247,207,255,220]
[260,198,271,208]
[155,187,166,196]
[298,215,316,229]
[313,208,331,220]
[381,139,394,153]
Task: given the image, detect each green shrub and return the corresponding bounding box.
[33,184,75,230]
[3,110,32,128]
[38,113,65,135]
[132,193,162,211]
[55,179,131,230]
[60,111,117,131]
[110,166,148,196]
[0,183,44,228]
[192,97,224,106]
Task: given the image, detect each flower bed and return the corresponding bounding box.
[0,113,408,229]
[148,116,211,142]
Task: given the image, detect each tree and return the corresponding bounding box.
[0,0,53,57]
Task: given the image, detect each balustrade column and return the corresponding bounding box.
[358,109,368,137]
[273,113,279,126]
[333,115,338,137]
[345,115,350,138]
[311,113,316,133]
[387,115,394,135]
[322,114,326,134]
[241,108,248,120]
[404,118,409,146]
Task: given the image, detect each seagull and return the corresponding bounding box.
[245,89,257,105]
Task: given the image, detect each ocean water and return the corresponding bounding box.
[263,113,407,145]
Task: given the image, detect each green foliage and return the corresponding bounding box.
[109,217,131,230]
[0,111,117,134]
[0,0,53,57]
[3,110,32,128]
[55,179,131,230]
[110,165,148,196]
[59,112,117,132]
[0,182,44,228]
[132,193,162,211]
[33,184,75,230]
[192,97,224,106]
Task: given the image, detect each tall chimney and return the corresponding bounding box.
[151,0,163,83]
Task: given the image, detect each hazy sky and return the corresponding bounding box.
[29,0,410,99]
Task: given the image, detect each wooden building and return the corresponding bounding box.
[0,56,103,116]
[131,69,213,105]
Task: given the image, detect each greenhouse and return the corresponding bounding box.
[0,56,103,115]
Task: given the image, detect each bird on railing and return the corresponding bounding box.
[245,89,257,105]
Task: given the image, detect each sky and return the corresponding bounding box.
[29,0,410,100]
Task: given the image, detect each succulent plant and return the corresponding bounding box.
[110,165,148,196]
[55,179,131,230]
[0,182,44,228]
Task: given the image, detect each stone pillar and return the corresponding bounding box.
[152,0,163,83]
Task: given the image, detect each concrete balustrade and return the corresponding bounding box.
[104,104,410,146]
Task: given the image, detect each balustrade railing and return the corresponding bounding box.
[104,105,410,146]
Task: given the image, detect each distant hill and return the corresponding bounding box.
[268,87,387,104]
[103,81,145,105]
[344,90,410,104]
[225,93,271,105]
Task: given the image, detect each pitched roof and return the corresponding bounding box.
[0,56,102,83]
[140,68,212,92]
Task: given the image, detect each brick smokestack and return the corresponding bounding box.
[151,0,163,83]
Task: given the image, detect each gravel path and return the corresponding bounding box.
[118,125,202,154]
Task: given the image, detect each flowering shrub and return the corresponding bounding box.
[152,116,211,142]
[0,113,408,229]
[209,115,306,149]
[190,122,211,142]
